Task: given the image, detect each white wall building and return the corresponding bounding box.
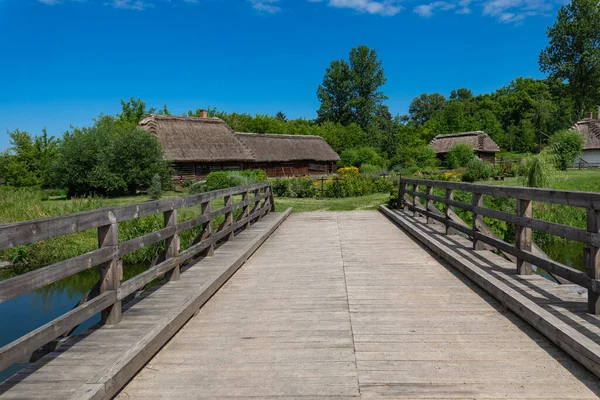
[571,115,600,164]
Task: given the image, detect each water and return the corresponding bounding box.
[0,284,100,382]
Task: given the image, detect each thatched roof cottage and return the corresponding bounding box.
[138,114,340,178]
[570,114,600,164]
[430,131,500,163]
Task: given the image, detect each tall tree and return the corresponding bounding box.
[348,45,388,130]
[316,60,353,126]
[408,93,447,125]
[539,0,600,117]
[117,97,156,125]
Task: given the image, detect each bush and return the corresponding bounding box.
[287,178,317,198]
[50,116,172,197]
[446,144,475,169]
[147,174,163,200]
[180,178,194,188]
[188,181,204,194]
[359,163,381,174]
[520,153,554,188]
[339,147,384,167]
[390,145,438,169]
[271,178,290,197]
[548,130,583,170]
[204,169,267,192]
[462,158,493,182]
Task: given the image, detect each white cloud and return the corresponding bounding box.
[414,1,455,17]
[38,0,62,4]
[248,0,281,13]
[110,0,154,10]
[319,0,402,16]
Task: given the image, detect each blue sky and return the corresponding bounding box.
[0,0,562,150]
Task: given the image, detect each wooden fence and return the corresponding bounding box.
[0,182,275,372]
[398,178,600,314]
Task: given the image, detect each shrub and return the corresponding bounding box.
[359,163,381,174]
[188,181,204,194]
[548,130,583,170]
[462,158,493,182]
[271,178,290,197]
[390,145,438,169]
[287,178,317,198]
[203,170,267,192]
[520,153,554,188]
[446,144,475,169]
[51,116,172,197]
[147,174,163,200]
[180,178,194,188]
[339,147,384,167]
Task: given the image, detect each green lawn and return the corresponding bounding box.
[273,193,389,212]
[484,169,600,193]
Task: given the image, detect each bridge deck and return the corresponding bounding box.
[117,211,600,399]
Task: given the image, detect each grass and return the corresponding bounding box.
[485,168,600,192]
[274,193,389,212]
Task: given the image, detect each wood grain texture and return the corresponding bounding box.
[119,211,600,399]
[0,210,291,400]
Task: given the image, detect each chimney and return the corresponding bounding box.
[199,109,208,118]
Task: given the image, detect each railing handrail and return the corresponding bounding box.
[398,177,600,315]
[0,182,271,251]
[401,178,600,209]
[0,182,275,372]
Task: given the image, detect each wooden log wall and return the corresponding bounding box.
[0,182,275,372]
[398,178,600,315]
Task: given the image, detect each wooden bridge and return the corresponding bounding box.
[1,180,600,398]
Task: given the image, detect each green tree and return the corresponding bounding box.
[0,128,59,187]
[409,93,447,126]
[117,97,157,125]
[317,60,353,126]
[446,144,475,169]
[51,116,171,197]
[548,130,584,170]
[275,111,287,122]
[348,45,388,130]
[390,145,438,169]
[539,0,600,117]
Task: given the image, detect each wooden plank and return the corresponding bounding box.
[0,247,116,303]
[472,192,485,251]
[0,291,116,371]
[163,209,180,282]
[402,177,600,208]
[516,199,533,275]
[98,223,121,325]
[381,205,600,379]
[587,208,600,314]
[0,182,271,250]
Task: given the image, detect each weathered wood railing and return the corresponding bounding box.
[398,178,600,314]
[0,182,275,372]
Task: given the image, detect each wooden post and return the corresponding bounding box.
[201,201,214,256]
[321,177,325,199]
[241,190,250,229]
[163,209,180,282]
[445,188,455,235]
[412,184,419,218]
[516,199,533,275]
[399,181,407,211]
[97,222,121,325]
[586,208,600,314]
[225,195,234,240]
[472,192,485,250]
[425,186,433,224]
[268,185,276,212]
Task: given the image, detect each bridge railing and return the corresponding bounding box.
[398,178,600,314]
[0,182,275,372]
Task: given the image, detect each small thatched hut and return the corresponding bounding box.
[570,115,600,163]
[138,114,340,178]
[430,131,500,163]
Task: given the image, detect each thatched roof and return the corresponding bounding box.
[235,133,340,162]
[571,119,600,150]
[430,131,500,154]
[138,115,340,163]
[139,115,254,162]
